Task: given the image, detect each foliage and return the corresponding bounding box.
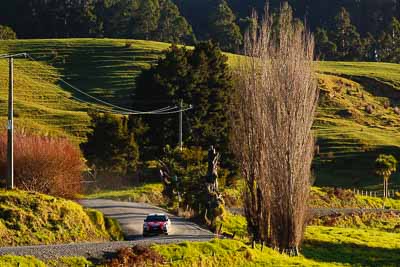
[134,42,233,157]
[85,208,124,241]
[2,1,400,62]
[310,211,400,233]
[0,25,16,40]
[0,132,85,198]
[375,154,397,180]
[375,154,397,198]
[314,28,336,60]
[331,7,362,60]
[215,212,247,239]
[0,189,123,246]
[208,0,242,52]
[0,256,46,267]
[47,257,94,267]
[0,256,94,267]
[0,0,194,44]
[81,112,139,175]
[310,187,400,209]
[84,183,165,206]
[154,225,400,267]
[154,0,196,44]
[159,146,207,210]
[105,245,165,267]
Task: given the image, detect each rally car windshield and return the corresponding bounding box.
[145,215,168,222]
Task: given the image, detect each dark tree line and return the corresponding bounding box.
[315,7,400,62]
[0,0,195,44]
[2,0,400,59]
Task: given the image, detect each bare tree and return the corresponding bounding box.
[230,4,318,255]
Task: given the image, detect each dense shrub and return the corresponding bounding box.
[105,246,165,267]
[0,25,16,40]
[81,112,139,176]
[0,132,85,198]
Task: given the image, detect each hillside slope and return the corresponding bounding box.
[1,39,400,189]
[0,190,123,246]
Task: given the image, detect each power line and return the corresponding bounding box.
[14,60,188,116]
[24,54,193,115]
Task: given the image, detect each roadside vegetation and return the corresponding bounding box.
[84,183,165,206]
[0,256,92,267]
[0,190,123,246]
[152,225,400,267]
[0,132,85,198]
[3,222,400,266]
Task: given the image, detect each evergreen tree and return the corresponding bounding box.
[361,33,377,61]
[332,7,362,60]
[130,0,160,40]
[314,27,337,60]
[81,113,139,175]
[154,0,195,44]
[377,32,393,62]
[100,0,132,37]
[208,0,243,52]
[389,17,400,62]
[71,0,101,37]
[133,42,232,155]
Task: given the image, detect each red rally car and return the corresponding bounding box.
[143,213,171,236]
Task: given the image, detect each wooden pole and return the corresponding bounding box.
[7,57,14,190]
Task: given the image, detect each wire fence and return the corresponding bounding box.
[352,188,398,198]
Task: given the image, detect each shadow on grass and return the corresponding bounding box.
[303,240,400,266]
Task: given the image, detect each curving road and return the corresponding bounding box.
[80,199,214,239]
[0,199,214,260]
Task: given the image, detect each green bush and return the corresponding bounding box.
[81,112,139,176]
[47,257,93,267]
[85,208,124,241]
[0,25,16,40]
[0,256,45,267]
[105,217,124,241]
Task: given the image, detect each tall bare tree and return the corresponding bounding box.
[230,4,318,255]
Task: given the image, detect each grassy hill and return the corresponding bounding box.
[0,189,123,246]
[1,39,400,189]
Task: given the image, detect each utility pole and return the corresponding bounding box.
[7,57,14,190]
[179,99,183,151]
[0,53,27,189]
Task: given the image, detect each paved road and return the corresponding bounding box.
[0,199,214,260]
[80,199,214,239]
